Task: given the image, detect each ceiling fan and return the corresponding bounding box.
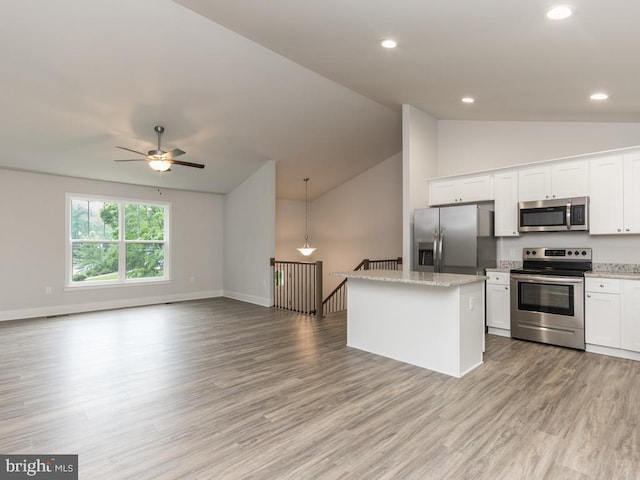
[115,125,205,172]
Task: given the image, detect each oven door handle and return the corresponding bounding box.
[566,201,572,230]
[510,273,583,285]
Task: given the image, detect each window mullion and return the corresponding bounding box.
[119,202,126,282]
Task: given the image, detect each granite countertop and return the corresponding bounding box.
[585,271,640,280]
[331,269,487,287]
[485,267,512,273]
[586,263,640,280]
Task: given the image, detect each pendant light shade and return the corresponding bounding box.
[297,178,316,256]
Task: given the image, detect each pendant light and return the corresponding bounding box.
[297,177,316,256]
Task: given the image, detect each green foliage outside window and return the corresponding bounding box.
[70,199,167,283]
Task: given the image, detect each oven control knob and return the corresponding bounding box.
[525,250,531,255]
[532,250,537,255]
[581,250,587,256]
[567,251,573,255]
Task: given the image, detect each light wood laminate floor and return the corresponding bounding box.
[1,298,639,479]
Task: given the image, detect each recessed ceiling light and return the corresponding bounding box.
[590,92,609,100]
[461,97,475,104]
[380,39,397,49]
[547,5,573,20]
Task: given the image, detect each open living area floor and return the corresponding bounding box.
[1,298,639,479]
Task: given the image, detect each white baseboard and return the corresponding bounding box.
[488,327,511,338]
[586,344,640,362]
[223,290,272,307]
[0,290,224,322]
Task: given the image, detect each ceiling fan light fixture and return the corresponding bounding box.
[590,92,609,101]
[149,159,172,172]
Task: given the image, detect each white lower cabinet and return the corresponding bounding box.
[622,280,640,352]
[585,277,640,360]
[585,278,621,348]
[486,271,510,337]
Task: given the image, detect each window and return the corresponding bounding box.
[67,195,170,287]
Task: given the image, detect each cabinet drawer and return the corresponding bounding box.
[585,278,621,294]
[486,271,510,285]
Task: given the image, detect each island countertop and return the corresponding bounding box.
[331,269,487,287]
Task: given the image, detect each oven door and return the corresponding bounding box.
[510,273,585,349]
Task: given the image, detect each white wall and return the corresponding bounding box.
[402,105,438,270]
[275,198,306,260]
[438,120,640,176]
[0,169,224,321]
[276,153,403,298]
[223,161,276,306]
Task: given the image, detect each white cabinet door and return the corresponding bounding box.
[493,171,519,237]
[429,175,492,206]
[486,282,510,330]
[623,152,640,234]
[622,280,640,352]
[589,154,625,234]
[429,180,458,206]
[518,166,551,201]
[551,160,589,198]
[585,291,621,348]
[458,175,493,203]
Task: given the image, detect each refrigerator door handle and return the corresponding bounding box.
[432,230,439,271]
[438,229,444,272]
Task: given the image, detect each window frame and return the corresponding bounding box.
[65,193,171,289]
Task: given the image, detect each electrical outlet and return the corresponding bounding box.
[45,286,52,295]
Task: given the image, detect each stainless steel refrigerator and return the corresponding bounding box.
[413,205,496,275]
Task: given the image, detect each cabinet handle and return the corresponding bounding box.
[587,294,591,298]
[600,284,605,288]
[504,286,508,290]
[552,195,556,198]
[626,228,630,232]
[513,231,516,235]
[618,228,622,232]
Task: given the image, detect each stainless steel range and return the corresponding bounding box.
[510,248,592,350]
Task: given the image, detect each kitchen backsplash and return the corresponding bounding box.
[497,232,640,266]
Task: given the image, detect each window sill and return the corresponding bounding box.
[64,278,172,292]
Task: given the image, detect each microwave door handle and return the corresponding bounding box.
[566,202,572,230]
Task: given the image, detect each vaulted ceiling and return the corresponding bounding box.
[2,1,638,199]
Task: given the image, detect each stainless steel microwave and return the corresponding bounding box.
[518,197,589,232]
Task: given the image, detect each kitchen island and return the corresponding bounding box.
[331,270,486,378]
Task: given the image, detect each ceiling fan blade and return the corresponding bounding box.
[171,160,205,169]
[114,159,147,162]
[116,146,148,157]
[166,148,186,159]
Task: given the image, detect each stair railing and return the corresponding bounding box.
[322,257,402,314]
[271,258,323,318]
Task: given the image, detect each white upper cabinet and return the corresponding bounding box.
[623,152,640,234]
[493,171,519,236]
[429,175,493,206]
[589,152,640,234]
[518,160,589,201]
